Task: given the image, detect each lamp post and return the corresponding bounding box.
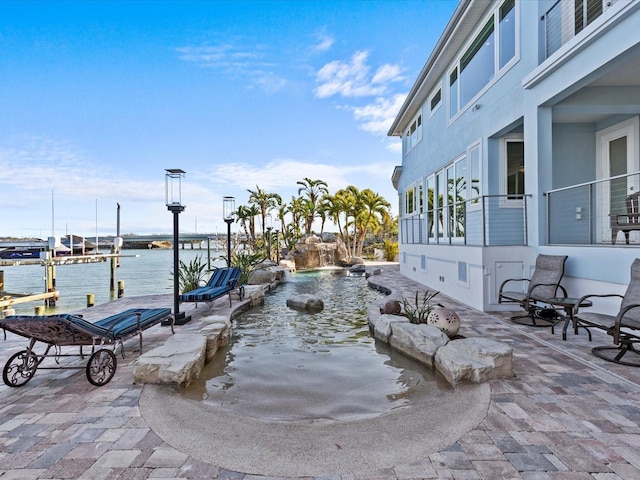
[165,169,190,325]
[265,214,273,263]
[274,219,281,264]
[223,196,235,268]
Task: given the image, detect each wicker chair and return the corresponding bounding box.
[498,254,568,326]
[573,258,640,366]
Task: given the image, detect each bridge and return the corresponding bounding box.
[121,233,227,249]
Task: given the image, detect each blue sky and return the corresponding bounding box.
[0,0,457,238]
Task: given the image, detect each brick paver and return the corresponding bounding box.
[2,265,640,479]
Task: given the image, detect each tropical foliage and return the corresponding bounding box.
[177,254,208,293]
[229,178,396,262]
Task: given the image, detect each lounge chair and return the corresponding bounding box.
[179,266,243,308]
[0,307,172,387]
[572,258,640,366]
[498,254,568,326]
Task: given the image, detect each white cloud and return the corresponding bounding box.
[175,41,287,93]
[349,94,407,136]
[311,32,335,54]
[314,51,403,99]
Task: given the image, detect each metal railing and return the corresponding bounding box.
[547,171,640,245]
[400,194,529,247]
[543,0,614,59]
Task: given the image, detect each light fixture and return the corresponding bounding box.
[165,169,190,325]
[223,196,235,268]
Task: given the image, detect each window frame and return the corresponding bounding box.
[448,0,519,123]
[428,84,443,118]
[404,111,423,154]
[499,133,525,207]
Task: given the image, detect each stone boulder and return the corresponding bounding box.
[389,322,450,367]
[200,315,231,362]
[133,333,207,386]
[371,313,409,342]
[286,294,324,312]
[379,299,401,315]
[434,337,513,385]
[285,235,349,269]
[247,268,277,285]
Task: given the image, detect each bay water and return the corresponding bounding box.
[1,248,226,315]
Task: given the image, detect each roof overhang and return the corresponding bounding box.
[387,0,491,137]
[391,166,402,190]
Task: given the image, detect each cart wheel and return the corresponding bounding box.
[86,349,117,386]
[3,350,38,387]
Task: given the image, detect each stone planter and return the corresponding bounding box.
[427,307,460,336]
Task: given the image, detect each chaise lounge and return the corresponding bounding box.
[179,266,243,308]
[498,254,568,326]
[0,307,172,387]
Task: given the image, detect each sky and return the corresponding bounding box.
[0,0,457,239]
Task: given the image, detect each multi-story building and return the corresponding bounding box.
[389,0,640,312]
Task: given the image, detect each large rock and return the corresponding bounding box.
[133,333,207,386]
[200,315,231,362]
[247,268,277,285]
[434,337,513,385]
[371,313,409,342]
[389,322,449,367]
[285,235,349,269]
[286,294,324,312]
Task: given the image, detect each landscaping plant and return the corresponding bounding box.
[401,290,442,324]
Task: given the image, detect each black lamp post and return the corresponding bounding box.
[274,219,281,264]
[223,196,235,268]
[166,169,190,325]
[265,214,273,263]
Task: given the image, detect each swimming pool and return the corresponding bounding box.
[184,269,453,421]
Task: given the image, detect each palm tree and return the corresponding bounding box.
[297,178,329,235]
[354,189,391,256]
[247,186,282,240]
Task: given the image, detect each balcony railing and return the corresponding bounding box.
[543,0,615,59]
[547,171,640,245]
[400,195,529,247]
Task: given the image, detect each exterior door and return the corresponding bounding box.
[596,117,640,243]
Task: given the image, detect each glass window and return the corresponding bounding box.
[506,141,525,199]
[469,144,481,203]
[427,176,435,238]
[418,184,424,213]
[406,187,415,214]
[499,0,515,68]
[430,89,442,112]
[449,68,458,118]
[460,18,495,106]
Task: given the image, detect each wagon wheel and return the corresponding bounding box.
[3,350,39,387]
[86,349,117,386]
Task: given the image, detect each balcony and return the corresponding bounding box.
[543,0,617,59]
[400,194,530,247]
[547,172,640,245]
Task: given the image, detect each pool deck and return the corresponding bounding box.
[2,263,640,479]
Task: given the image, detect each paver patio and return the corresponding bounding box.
[1,264,640,479]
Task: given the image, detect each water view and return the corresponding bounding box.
[185,269,453,421]
[1,248,224,315]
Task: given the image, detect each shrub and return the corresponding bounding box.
[401,290,441,324]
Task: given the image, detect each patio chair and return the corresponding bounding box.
[0,307,172,387]
[572,258,640,366]
[179,266,243,308]
[498,254,568,326]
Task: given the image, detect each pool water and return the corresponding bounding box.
[184,269,453,421]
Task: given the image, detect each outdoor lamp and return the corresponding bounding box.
[274,219,281,264]
[165,169,190,325]
[265,214,273,262]
[223,196,235,267]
